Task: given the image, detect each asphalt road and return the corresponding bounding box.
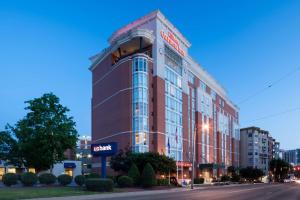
[104,183,300,200]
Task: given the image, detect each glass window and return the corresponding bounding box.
[132,57,149,153]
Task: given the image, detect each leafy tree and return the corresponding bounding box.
[240,167,264,182]
[269,159,291,181]
[128,163,140,185]
[0,130,23,167]
[110,148,132,172]
[110,150,176,175]
[227,166,237,176]
[0,93,78,171]
[141,163,157,187]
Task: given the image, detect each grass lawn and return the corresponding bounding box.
[0,186,105,200]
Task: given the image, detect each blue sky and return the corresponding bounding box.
[0,0,299,149]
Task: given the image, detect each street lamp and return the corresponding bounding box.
[191,123,209,189]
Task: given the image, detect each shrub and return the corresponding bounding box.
[157,179,169,186]
[231,174,241,182]
[75,175,85,186]
[38,173,56,185]
[86,172,100,179]
[85,178,114,192]
[2,173,18,187]
[117,176,133,187]
[128,163,140,185]
[141,163,157,188]
[107,175,117,183]
[58,174,72,186]
[220,175,231,182]
[194,178,204,184]
[20,172,38,186]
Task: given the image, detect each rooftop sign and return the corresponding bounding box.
[160,30,185,57]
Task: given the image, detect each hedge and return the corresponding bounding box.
[57,174,72,186]
[85,178,114,192]
[117,176,133,187]
[75,175,85,186]
[157,178,169,186]
[20,172,38,186]
[86,172,100,179]
[38,173,56,185]
[231,174,241,182]
[220,175,231,182]
[2,173,18,187]
[194,178,204,184]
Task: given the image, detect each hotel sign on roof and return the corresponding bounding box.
[160,30,185,57]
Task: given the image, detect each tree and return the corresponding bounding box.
[227,166,237,176]
[0,93,78,171]
[110,150,176,175]
[141,163,157,187]
[240,167,264,182]
[269,159,291,181]
[0,130,23,167]
[128,163,140,185]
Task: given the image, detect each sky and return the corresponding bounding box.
[0,0,299,149]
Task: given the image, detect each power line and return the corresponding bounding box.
[245,106,300,123]
[238,66,300,105]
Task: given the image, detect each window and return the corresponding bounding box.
[132,56,149,153]
[164,51,183,161]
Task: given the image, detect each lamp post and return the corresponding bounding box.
[191,123,209,189]
[191,126,196,189]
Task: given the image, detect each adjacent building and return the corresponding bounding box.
[90,10,240,181]
[283,149,300,166]
[76,136,92,175]
[240,127,280,175]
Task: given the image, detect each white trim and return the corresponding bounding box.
[89,29,155,71]
[93,87,132,110]
[93,57,132,86]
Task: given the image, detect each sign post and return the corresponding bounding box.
[91,142,118,178]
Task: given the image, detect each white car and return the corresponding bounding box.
[284,179,292,183]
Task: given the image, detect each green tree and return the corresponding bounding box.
[0,130,23,167]
[128,163,140,185]
[269,159,291,181]
[141,163,157,187]
[110,150,176,175]
[227,166,237,176]
[240,167,264,181]
[0,93,78,171]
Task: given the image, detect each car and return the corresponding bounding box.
[283,179,292,183]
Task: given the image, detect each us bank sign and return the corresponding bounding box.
[91,142,118,157]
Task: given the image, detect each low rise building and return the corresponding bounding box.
[76,136,92,175]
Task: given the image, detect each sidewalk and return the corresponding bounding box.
[23,187,196,200]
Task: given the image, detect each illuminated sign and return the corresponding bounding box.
[176,161,192,167]
[160,30,185,56]
[91,142,118,156]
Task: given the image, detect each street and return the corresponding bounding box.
[100,183,300,200]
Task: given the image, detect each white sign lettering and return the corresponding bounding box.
[93,145,112,152]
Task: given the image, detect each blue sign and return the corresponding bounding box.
[91,142,118,157]
[64,163,76,168]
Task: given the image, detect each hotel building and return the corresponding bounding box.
[90,10,240,180]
